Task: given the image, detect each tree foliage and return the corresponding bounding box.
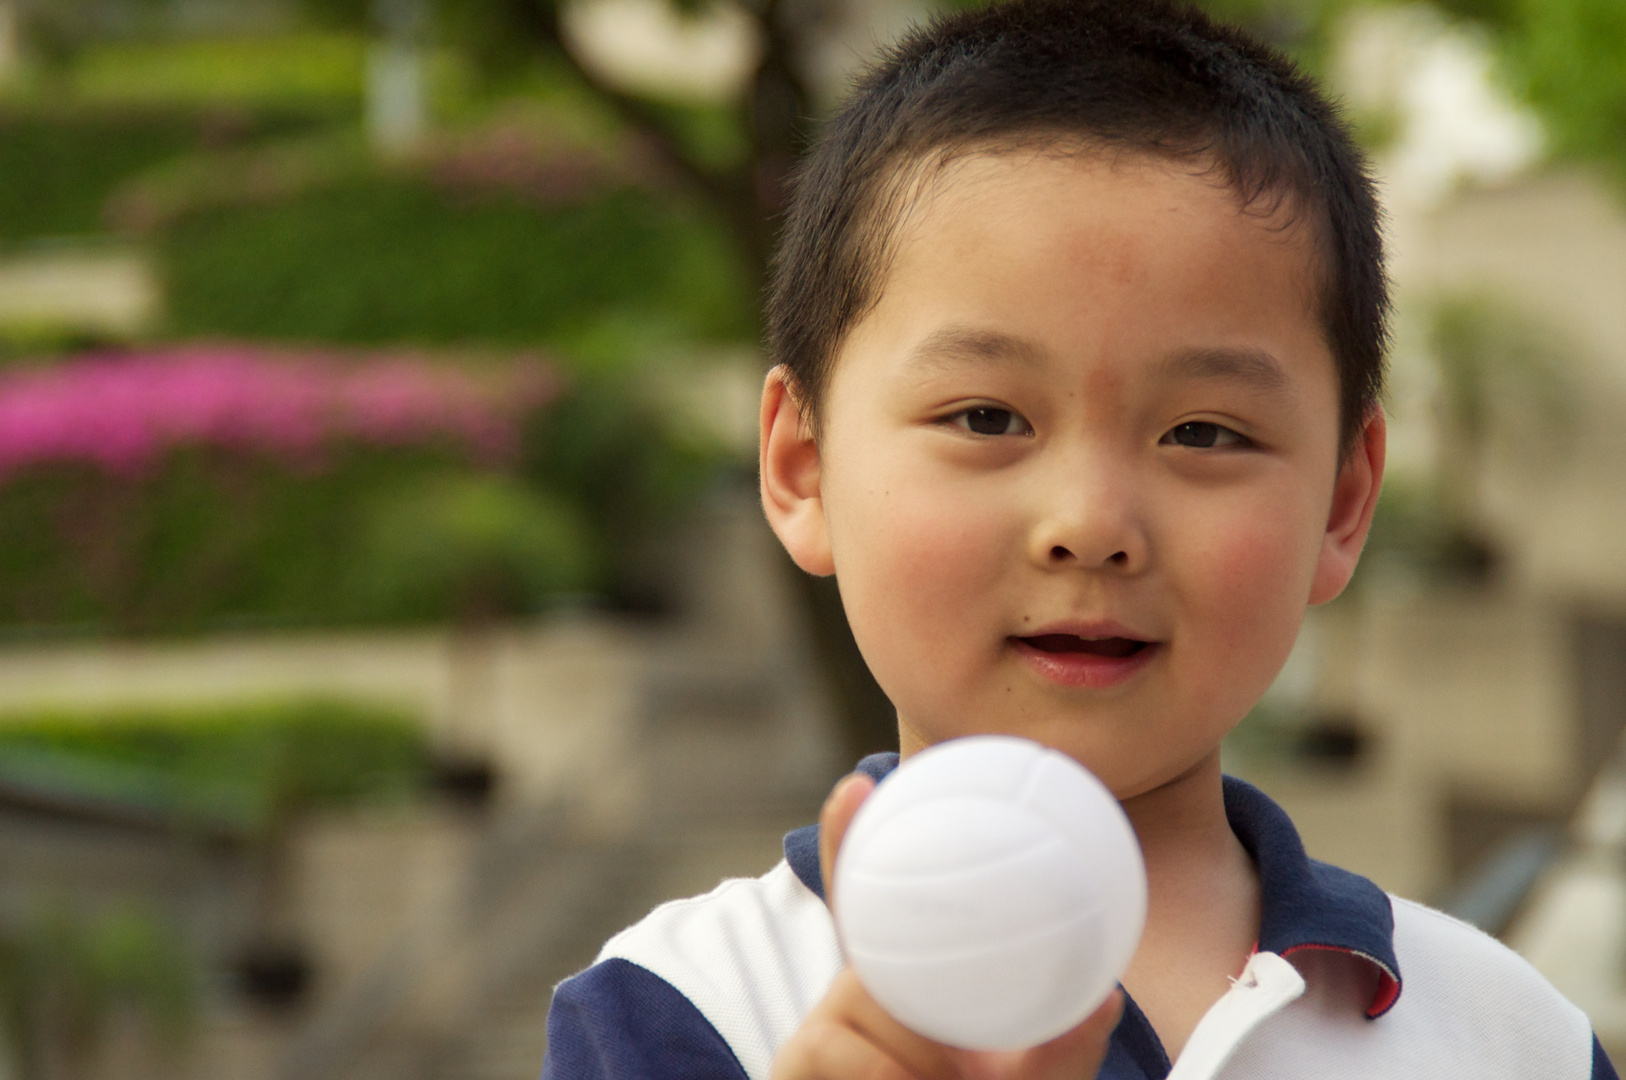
[1431,0,1626,180]
[0,699,428,834]
[300,0,809,278]
[1503,0,1626,179]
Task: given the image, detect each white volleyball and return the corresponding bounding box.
[832,735,1147,1051]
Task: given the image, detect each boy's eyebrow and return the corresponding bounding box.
[905,326,1046,373]
[905,332,1295,397]
[1158,347,1293,396]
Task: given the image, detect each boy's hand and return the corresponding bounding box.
[770,774,1124,1080]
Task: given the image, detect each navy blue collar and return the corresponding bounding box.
[784,753,1401,1027]
[1221,773,1401,1017]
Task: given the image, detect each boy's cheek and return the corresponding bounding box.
[1207,504,1325,605]
[830,485,1014,681]
[1177,512,1320,688]
[1199,528,1315,605]
[839,501,1009,633]
[830,460,1011,576]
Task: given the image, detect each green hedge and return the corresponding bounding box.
[0,100,742,632]
[519,368,723,597]
[0,110,323,243]
[161,178,756,347]
[69,33,368,109]
[0,369,721,635]
[0,447,596,635]
[0,699,429,834]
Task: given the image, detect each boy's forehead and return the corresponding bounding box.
[839,147,1330,384]
[895,146,1318,274]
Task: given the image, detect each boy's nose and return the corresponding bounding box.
[1027,473,1148,573]
[1050,544,1131,567]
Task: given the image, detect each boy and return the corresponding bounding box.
[544,1,1618,1077]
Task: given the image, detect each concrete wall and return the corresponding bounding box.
[1232,590,1577,901]
[1395,171,1626,604]
[0,617,644,815]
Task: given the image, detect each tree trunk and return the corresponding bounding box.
[531,0,898,765]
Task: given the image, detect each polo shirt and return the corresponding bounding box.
[544,754,1618,1080]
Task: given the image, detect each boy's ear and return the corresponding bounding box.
[1310,408,1387,605]
[760,366,835,576]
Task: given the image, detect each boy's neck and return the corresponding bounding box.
[1119,749,1262,1060]
[1120,750,1242,871]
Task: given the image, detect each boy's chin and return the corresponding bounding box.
[898,705,1229,804]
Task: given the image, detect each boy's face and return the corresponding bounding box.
[761,149,1383,799]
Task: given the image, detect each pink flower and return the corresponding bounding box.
[0,346,557,479]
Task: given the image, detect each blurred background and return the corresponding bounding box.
[0,0,1622,1075]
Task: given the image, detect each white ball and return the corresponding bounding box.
[832,735,1147,1051]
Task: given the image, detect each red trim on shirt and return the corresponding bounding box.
[1280,943,1402,1018]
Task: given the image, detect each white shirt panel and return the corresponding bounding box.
[597,859,842,1080]
[1219,898,1594,1079]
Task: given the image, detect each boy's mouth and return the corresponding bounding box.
[1009,630,1158,689]
[1016,633,1150,659]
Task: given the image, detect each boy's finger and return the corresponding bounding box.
[773,1020,924,1080]
[819,772,876,904]
[827,969,963,1080]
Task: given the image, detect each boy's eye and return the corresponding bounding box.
[953,407,1033,437]
[1163,421,1247,449]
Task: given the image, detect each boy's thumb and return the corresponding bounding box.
[819,772,876,907]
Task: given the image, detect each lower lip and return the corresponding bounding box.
[1009,638,1160,690]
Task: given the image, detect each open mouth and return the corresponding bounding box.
[1015,634,1151,659]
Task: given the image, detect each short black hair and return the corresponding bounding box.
[766,0,1387,450]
